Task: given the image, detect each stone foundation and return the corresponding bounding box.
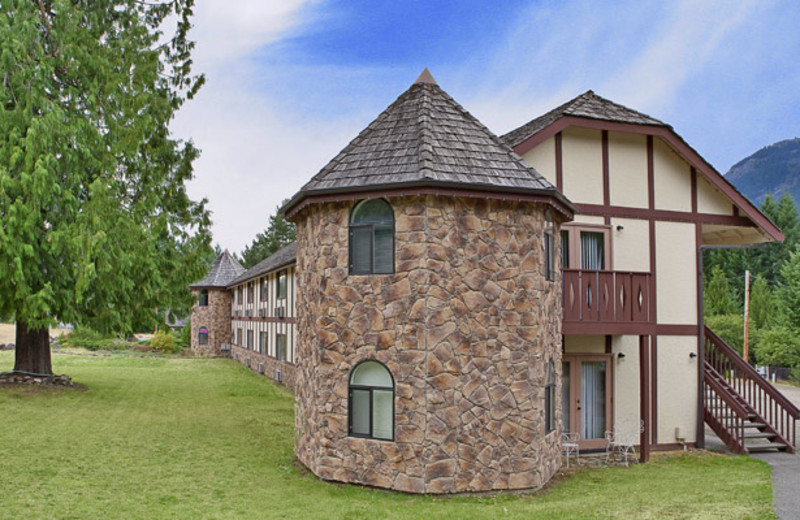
[230,343,298,393]
[293,195,564,494]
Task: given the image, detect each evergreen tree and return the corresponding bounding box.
[240,201,296,268]
[749,275,773,330]
[0,0,210,375]
[705,265,733,315]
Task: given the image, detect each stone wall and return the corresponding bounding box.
[230,343,298,393]
[191,289,233,356]
[293,195,564,494]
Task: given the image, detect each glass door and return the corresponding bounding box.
[562,355,613,450]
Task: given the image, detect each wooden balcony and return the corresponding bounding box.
[562,269,653,335]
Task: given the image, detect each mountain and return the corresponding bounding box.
[725,138,800,204]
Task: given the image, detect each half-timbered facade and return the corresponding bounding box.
[189,71,795,494]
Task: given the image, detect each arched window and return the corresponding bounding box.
[199,289,209,307]
[545,360,556,433]
[544,210,555,281]
[198,327,209,346]
[348,360,394,440]
[349,199,394,275]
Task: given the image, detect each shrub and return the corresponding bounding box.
[150,331,176,353]
[172,324,191,351]
[62,327,111,351]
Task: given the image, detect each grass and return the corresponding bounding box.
[0,351,776,519]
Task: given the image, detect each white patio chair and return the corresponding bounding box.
[561,432,580,468]
[605,420,644,467]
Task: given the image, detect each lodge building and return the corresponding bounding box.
[190,69,796,494]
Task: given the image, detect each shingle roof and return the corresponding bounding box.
[189,250,245,289]
[501,90,667,148]
[284,69,574,215]
[227,242,296,288]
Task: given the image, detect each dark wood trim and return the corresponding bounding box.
[639,335,651,463]
[562,323,698,336]
[576,203,757,227]
[602,130,610,225]
[562,322,655,336]
[655,324,698,335]
[555,132,563,192]
[696,227,706,450]
[690,167,698,215]
[647,135,655,211]
[651,336,658,446]
[509,116,783,242]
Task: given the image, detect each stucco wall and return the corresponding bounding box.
[562,128,603,204]
[655,221,698,325]
[293,195,563,494]
[656,335,698,443]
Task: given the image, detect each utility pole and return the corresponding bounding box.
[743,270,750,363]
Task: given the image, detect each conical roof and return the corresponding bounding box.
[501,90,667,148]
[189,250,245,289]
[284,70,574,216]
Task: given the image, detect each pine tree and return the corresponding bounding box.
[0,1,210,375]
[240,201,296,268]
[705,265,733,315]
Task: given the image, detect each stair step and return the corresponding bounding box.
[743,432,777,439]
[743,423,768,429]
[746,443,790,453]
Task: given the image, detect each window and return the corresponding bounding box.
[248,283,254,304]
[276,333,287,361]
[237,286,243,305]
[236,328,242,347]
[198,289,209,307]
[277,271,287,299]
[545,360,556,434]
[561,225,611,270]
[544,211,555,281]
[198,327,208,346]
[260,279,268,301]
[348,361,394,440]
[259,331,267,355]
[349,199,394,275]
[246,330,253,350]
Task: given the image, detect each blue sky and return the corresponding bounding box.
[171,0,800,253]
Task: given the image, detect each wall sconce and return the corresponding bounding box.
[616,225,624,231]
[617,352,626,359]
[689,352,697,359]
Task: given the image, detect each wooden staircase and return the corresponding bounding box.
[704,326,798,454]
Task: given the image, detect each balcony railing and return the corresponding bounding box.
[562,269,653,333]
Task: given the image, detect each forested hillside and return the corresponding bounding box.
[725,138,800,204]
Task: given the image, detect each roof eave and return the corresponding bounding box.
[507,115,784,244]
[283,180,577,221]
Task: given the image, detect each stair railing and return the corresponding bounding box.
[704,325,798,449]
[703,364,748,454]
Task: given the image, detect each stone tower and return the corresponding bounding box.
[189,250,245,356]
[283,70,576,494]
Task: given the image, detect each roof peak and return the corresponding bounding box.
[413,67,437,85]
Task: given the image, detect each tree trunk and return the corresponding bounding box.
[13,321,53,375]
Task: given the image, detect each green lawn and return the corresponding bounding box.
[1,351,775,519]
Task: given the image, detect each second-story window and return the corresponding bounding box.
[561,225,610,271]
[277,271,287,299]
[248,283,254,304]
[260,279,268,301]
[198,289,209,307]
[349,199,394,275]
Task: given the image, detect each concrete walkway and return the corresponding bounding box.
[705,382,800,520]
